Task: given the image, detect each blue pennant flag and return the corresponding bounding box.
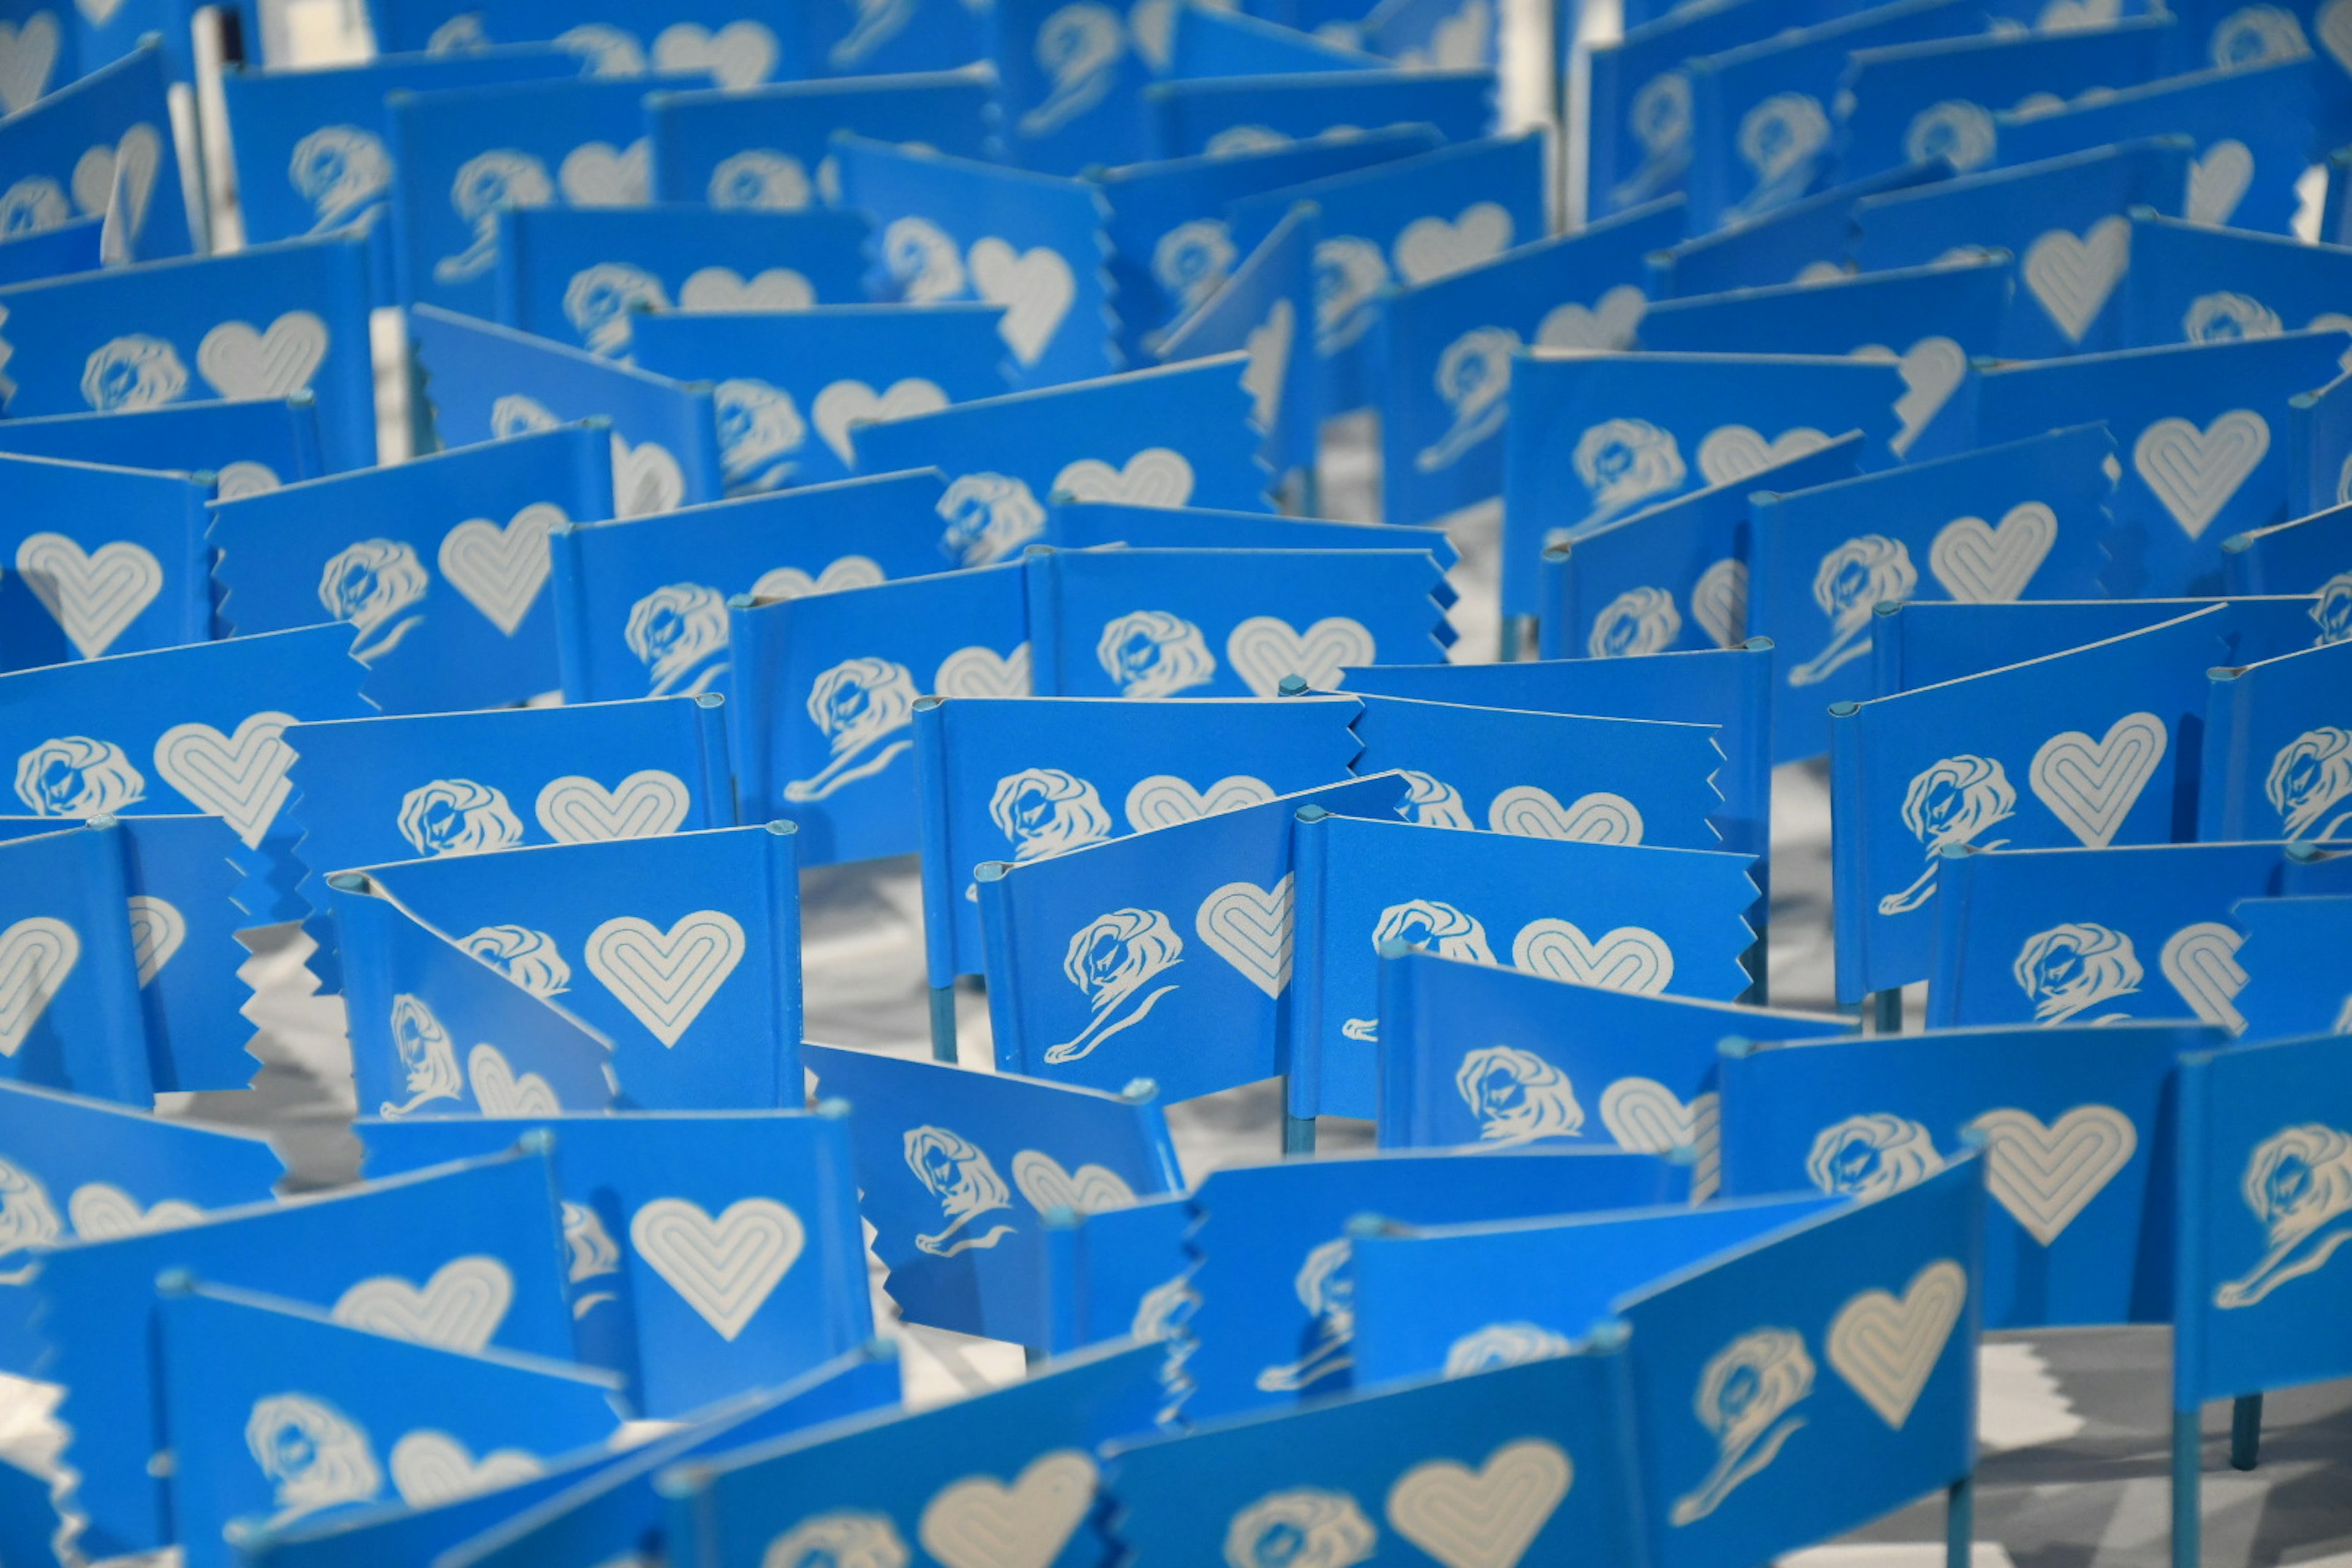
[358,1107,872,1415]
[801,1043,1184,1344]
[2123,213,2352,361]
[912,691,1360,982]
[0,42,192,263]
[1289,814,1757,1120]
[407,305,728,516]
[364,0,805,80]
[1973,331,2348,595]
[0,824,161,1101]
[92,812,257,1094]
[1223,130,1548,417]
[628,304,1015,487]
[2203,636,2352,842]
[1381,197,1686,527]
[1376,945,1845,1185]
[12,1146,575,1558]
[853,358,1272,564]
[0,234,378,470]
[162,1280,624,1568]
[725,561,1029,861]
[1852,137,2192,358]
[2231,893,2352,1038]
[1754,424,2117,762]
[836,135,1115,388]
[989,0,1159,173]
[212,423,616,714]
[1539,432,1866,661]
[1830,606,2230,1003]
[1155,202,1319,503]
[0,1075,283,1236]
[1025,545,1455,697]
[1638,253,2013,462]
[0,450,209,669]
[1645,160,1947,297]
[1929,839,2352,1030]
[1835,21,2172,184]
[644,68,998,208]
[1722,1021,2222,1327]
[1501,350,1905,622]
[1144,69,1495,161]
[550,469,957,704]
[1046,499,1459,556]
[1182,1147,1685,1419]
[0,396,329,496]
[358,824,804,1109]
[657,1338,1166,1566]
[976,774,1405,1101]
[2228,505,2352,605]
[1103,1338,1648,1568]
[1869,595,2332,695]
[492,205,873,360]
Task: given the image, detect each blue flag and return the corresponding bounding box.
[0,448,210,669]
[2202,636,2352,843]
[989,0,1159,172]
[2231,894,2352,1038]
[644,68,997,208]
[1646,160,1947,296]
[1145,68,1495,160]
[2122,213,2352,363]
[0,826,166,1101]
[0,1075,284,1238]
[1155,202,1319,503]
[1868,594,2330,695]
[0,42,192,262]
[0,396,328,495]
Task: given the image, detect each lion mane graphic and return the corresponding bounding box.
[1670,1328,1815,1524]
[1048,908,1185,1063]
[2214,1123,2352,1309]
[2011,921,2143,1024]
[380,993,464,1117]
[1804,1113,1945,1199]
[2266,726,2352,841]
[784,657,920,802]
[1254,1235,1356,1393]
[1455,1045,1586,1145]
[903,1125,1017,1257]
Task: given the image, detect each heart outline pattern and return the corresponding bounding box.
[1124,774,1275,831]
[2160,920,2248,1031]
[1224,615,1376,696]
[1826,1257,1967,1430]
[584,910,747,1047]
[2133,409,2268,539]
[2028,711,2166,848]
[1966,1105,2136,1245]
[152,710,300,849]
[1486,786,1645,845]
[467,1042,561,1117]
[2022,216,2128,344]
[330,1254,514,1351]
[1196,874,1293,998]
[1509,919,1675,995]
[390,1430,545,1508]
[1928,503,2056,603]
[629,1195,804,1340]
[969,238,1076,366]
[67,1181,200,1240]
[13,532,164,658]
[812,377,949,466]
[126,894,183,987]
[919,1449,1100,1568]
[197,312,329,400]
[1384,1438,1573,1568]
[1011,1150,1139,1215]
[533,770,690,843]
[0,916,79,1058]
[438,502,563,635]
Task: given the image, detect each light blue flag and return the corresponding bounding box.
[492,205,873,360]
[211,424,616,714]
[1046,499,1460,557]
[1103,1341,1648,1568]
[2225,501,2352,601]
[977,774,1407,1101]
[1145,68,1495,160]
[658,1339,1166,1567]
[1024,545,1455,697]
[162,1281,624,1568]
[801,1043,1185,1344]
[0,233,377,469]
[407,305,728,515]
[12,1147,575,1558]
[1852,137,2192,358]
[97,812,258,1093]
[644,68,998,207]
[725,562,1029,861]
[2121,213,2352,359]
[912,692,1361,982]
[2203,636,2352,843]
[1539,432,1867,661]
[1500,349,1904,621]
[1929,839,2352,1030]
[0,396,328,495]
[1752,424,2117,762]
[1645,160,1948,297]
[853,357,1272,565]
[550,469,956,704]
[1972,330,2348,595]
[0,449,210,669]
[989,0,1159,173]
[1381,197,1686,526]
[1376,944,1846,1186]
[0,824,157,1102]
[1155,202,1319,503]
[1182,1147,1685,1419]
[1868,595,2332,695]
[627,305,1016,487]
[0,42,192,262]
[357,1108,872,1415]
[2231,893,2352,1037]
[1722,1022,2223,1326]
[1830,606,2231,1002]
[0,1076,284,1239]
[364,0,806,78]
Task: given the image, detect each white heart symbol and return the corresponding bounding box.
[533,769,690,843]
[651,19,780,86]
[1010,1150,1138,1215]
[1224,615,1374,696]
[1385,1438,1572,1568]
[2022,216,2128,344]
[628,1195,803,1340]
[213,461,283,499]
[1485,786,1645,844]
[1602,1078,1721,1197]
[1123,774,1275,831]
[2029,710,2166,847]
[1928,502,2056,603]
[74,0,123,24]
[1392,201,1515,285]
[558,138,649,206]
[153,710,300,849]
[750,555,885,601]
[812,377,948,465]
[611,432,684,518]
[1243,298,1294,428]
[0,13,61,116]
[67,1181,200,1240]
[584,910,745,1047]
[1054,448,1195,508]
[1536,284,1646,350]
[126,894,183,987]
[2133,409,2268,539]
[13,533,163,658]
[1966,1105,2136,1246]
[390,1431,544,1508]
[935,643,1032,698]
[919,1450,1099,1568]
[439,501,562,635]
[2187,139,2254,225]
[1866,335,1966,458]
[1509,919,1675,993]
[968,238,1076,366]
[197,312,328,399]
[71,123,157,234]
[679,265,813,311]
[2160,920,2248,1031]
[2321,0,2352,70]
[330,1255,514,1351]
[467,1041,562,1116]
[1827,1258,1967,1429]
[1689,557,1747,649]
[1697,424,1831,486]
[1195,874,1292,998]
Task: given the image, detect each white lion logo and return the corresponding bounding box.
[1256,1235,1355,1393]
[2184,291,2284,345]
[714,379,807,494]
[1022,2,1125,136]
[785,657,920,802]
[903,1125,1016,1256]
[1588,586,1683,657]
[1096,610,1218,698]
[81,334,188,412]
[2266,727,2352,840]
[881,216,968,303]
[380,992,464,1116]
[1455,1045,1585,1145]
[2013,921,2142,1024]
[0,177,69,238]
[2309,570,2352,646]
[2215,1123,2352,1308]
[459,925,570,997]
[1153,219,1238,320]
[0,1158,61,1257]
[1444,1321,1574,1376]
[13,736,145,816]
[564,263,669,356]
[1902,100,1996,172]
[990,768,1114,861]
[1373,899,1493,962]
[1612,69,1692,208]
[435,149,553,284]
[289,126,393,233]
[1049,907,1185,1063]
[319,539,429,664]
[1731,92,1830,219]
[396,779,524,859]
[246,1393,383,1524]
[937,473,1047,565]
[626,582,731,696]
[1671,1328,1815,1524]
[1416,326,1520,473]
[1572,417,1686,527]
[1396,770,1474,829]
[1805,1113,1945,1198]
[1223,1488,1377,1568]
[1791,535,1915,687]
[1313,236,1390,353]
[1877,754,2016,914]
[709,150,814,211]
[763,1511,911,1568]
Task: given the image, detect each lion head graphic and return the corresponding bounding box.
[1372,899,1494,963]
[288,125,393,233]
[396,778,524,859]
[1049,908,1185,1063]
[1223,1488,1378,1568]
[2012,921,2142,1024]
[1671,1327,1815,1524]
[784,657,921,802]
[1572,418,1686,526]
[435,149,552,283]
[1415,326,1521,473]
[990,768,1114,862]
[13,736,145,817]
[937,473,1047,566]
[2266,727,2352,840]
[714,379,808,494]
[1255,1236,1357,1393]
[0,1158,61,1257]
[245,1393,383,1523]
[761,1511,911,1568]
[1313,236,1390,353]
[903,1125,1016,1257]
[381,992,464,1116]
[563,262,671,357]
[1805,1112,1945,1199]
[1455,1045,1585,1145]
[1096,610,1218,698]
[2214,1122,2352,1308]
[1790,535,1915,688]
[459,925,571,997]
[1878,753,2016,914]
[626,582,731,696]
[880,216,967,303]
